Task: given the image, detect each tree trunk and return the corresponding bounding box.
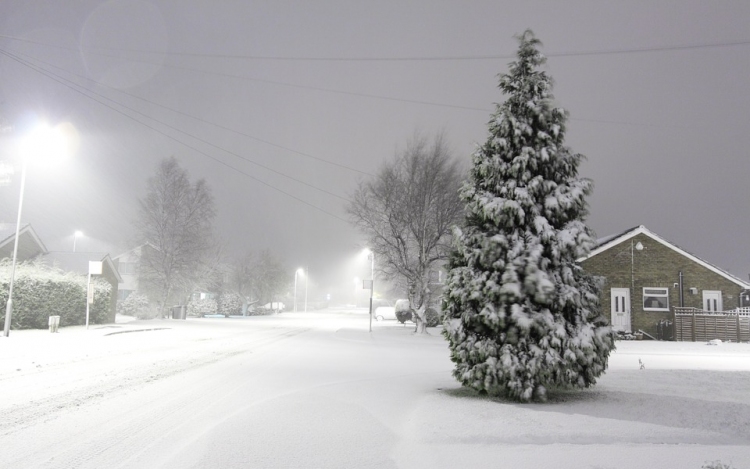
[413,307,428,334]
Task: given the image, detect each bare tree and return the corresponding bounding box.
[347,133,465,332]
[229,249,287,313]
[136,157,216,316]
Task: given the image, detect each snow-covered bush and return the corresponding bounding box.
[424,307,440,327]
[442,30,615,402]
[217,292,243,316]
[187,297,217,317]
[0,260,111,329]
[117,293,154,318]
[394,299,412,324]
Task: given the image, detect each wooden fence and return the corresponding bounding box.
[674,307,750,342]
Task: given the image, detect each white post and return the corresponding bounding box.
[304,267,308,312]
[85,272,91,329]
[3,159,27,338]
[294,270,298,313]
[369,252,374,333]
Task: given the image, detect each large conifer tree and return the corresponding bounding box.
[442,30,615,402]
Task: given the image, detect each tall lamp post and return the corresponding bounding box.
[4,123,69,338]
[294,267,304,313]
[73,230,83,252]
[363,249,375,332]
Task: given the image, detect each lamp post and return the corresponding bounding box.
[4,123,69,338]
[73,230,83,252]
[3,157,27,338]
[363,249,374,332]
[294,268,304,313]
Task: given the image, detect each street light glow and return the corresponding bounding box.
[4,121,72,337]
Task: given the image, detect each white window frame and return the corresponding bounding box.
[643,287,669,311]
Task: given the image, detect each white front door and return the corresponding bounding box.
[611,288,631,332]
[703,290,722,312]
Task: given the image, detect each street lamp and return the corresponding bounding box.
[363,248,375,332]
[4,122,70,337]
[73,230,83,252]
[294,267,304,313]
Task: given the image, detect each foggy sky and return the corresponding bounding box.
[1,1,749,301]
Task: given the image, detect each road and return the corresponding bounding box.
[3,311,750,469]
[0,311,451,468]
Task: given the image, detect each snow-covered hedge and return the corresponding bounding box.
[0,260,111,329]
[187,297,217,317]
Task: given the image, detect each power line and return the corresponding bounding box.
[0,48,352,223]
[2,33,748,61]
[10,49,373,177]
[0,49,350,202]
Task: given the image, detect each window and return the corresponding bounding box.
[118,289,134,301]
[119,262,136,275]
[643,288,669,311]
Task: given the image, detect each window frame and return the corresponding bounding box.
[642,287,670,311]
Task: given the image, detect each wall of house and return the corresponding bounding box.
[581,233,744,337]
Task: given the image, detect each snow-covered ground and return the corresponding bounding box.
[1,310,749,469]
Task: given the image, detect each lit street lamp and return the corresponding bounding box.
[4,123,71,337]
[73,230,83,252]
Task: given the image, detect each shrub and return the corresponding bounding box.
[424,307,440,327]
[0,260,111,329]
[394,299,413,324]
[187,297,217,316]
[117,293,153,318]
[217,292,243,317]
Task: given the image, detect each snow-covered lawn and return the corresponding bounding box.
[1,311,749,469]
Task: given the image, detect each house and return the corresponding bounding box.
[42,251,123,323]
[0,223,47,261]
[579,225,750,339]
[112,242,159,302]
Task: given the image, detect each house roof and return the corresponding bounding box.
[42,251,123,284]
[580,225,750,289]
[0,223,48,260]
[113,241,159,261]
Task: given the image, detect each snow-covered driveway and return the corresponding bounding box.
[1,310,749,468]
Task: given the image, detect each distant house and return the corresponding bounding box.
[42,251,123,323]
[579,225,750,338]
[0,223,47,261]
[112,242,158,302]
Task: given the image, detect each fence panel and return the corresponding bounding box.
[674,307,750,342]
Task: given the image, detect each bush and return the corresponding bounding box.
[117,293,154,319]
[217,292,243,316]
[394,299,413,324]
[0,260,111,329]
[395,309,413,324]
[424,307,440,327]
[187,297,217,316]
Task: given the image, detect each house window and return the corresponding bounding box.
[118,289,134,301]
[119,262,136,275]
[643,288,669,311]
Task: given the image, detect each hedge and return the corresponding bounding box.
[0,260,111,329]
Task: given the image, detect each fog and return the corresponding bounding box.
[2,1,749,301]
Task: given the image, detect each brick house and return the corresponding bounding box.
[578,225,750,338]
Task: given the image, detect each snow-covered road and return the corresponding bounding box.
[1,310,749,469]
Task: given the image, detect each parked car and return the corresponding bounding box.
[373,299,395,320]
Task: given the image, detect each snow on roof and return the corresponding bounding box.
[580,225,750,289]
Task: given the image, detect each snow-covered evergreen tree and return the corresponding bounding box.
[442,30,615,402]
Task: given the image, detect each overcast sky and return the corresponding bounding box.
[1,1,749,299]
